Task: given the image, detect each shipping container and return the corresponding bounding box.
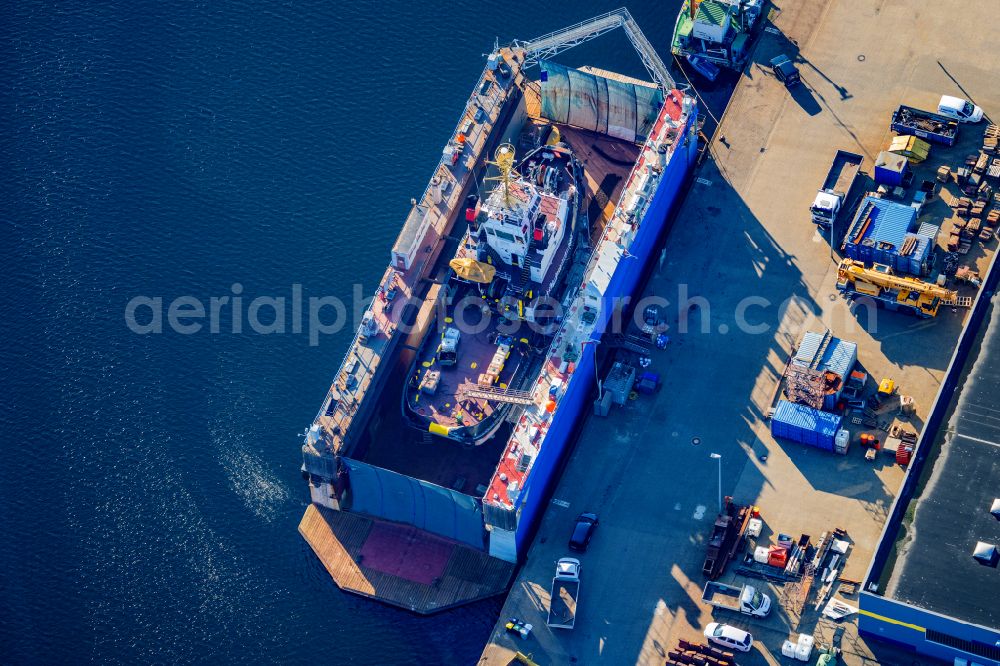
[909,234,931,276]
[874,151,909,186]
[890,104,959,146]
[771,400,842,451]
[843,197,928,274]
[917,222,940,243]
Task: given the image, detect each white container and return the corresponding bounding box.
[754,546,770,564]
[795,634,815,661]
[781,640,797,658]
[835,428,850,455]
[747,517,763,537]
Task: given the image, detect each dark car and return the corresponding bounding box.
[568,513,599,552]
[770,54,801,88]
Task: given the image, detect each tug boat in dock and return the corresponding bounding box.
[402,142,581,445]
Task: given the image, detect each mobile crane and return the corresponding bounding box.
[836,259,957,318]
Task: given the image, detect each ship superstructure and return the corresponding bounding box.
[671,0,765,70]
[402,142,580,445]
[299,9,700,612]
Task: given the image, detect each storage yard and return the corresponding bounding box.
[479,0,1000,664]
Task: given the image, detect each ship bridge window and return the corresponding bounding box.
[494,230,516,243]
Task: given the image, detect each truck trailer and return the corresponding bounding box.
[547,558,581,629]
[701,582,773,617]
[810,150,864,227]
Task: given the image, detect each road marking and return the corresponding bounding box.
[551,498,570,508]
[952,431,1000,449]
[696,177,713,186]
[693,504,707,520]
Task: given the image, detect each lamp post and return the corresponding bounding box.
[710,453,722,512]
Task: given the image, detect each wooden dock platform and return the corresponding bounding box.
[299,505,515,614]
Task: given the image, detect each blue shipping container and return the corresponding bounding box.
[874,151,908,186]
[771,400,842,451]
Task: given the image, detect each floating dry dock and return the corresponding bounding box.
[299,9,698,613]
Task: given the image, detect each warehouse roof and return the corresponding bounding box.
[882,301,1000,629]
[793,331,858,379]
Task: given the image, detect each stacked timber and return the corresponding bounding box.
[984,123,999,153]
[953,197,972,217]
[667,639,737,666]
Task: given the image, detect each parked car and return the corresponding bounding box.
[770,54,801,88]
[937,94,984,123]
[568,513,599,552]
[704,623,754,652]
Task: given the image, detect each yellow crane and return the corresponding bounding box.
[836,259,957,318]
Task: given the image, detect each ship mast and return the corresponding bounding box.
[486,143,520,208]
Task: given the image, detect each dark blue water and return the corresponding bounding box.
[1,2,726,663]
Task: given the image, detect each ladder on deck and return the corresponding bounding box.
[459,384,536,405]
[512,236,537,294]
[809,329,833,369]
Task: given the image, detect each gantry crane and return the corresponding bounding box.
[836,259,958,318]
[514,8,677,91]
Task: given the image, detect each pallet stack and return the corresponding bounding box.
[988,157,1000,180]
[984,123,999,154]
[667,639,737,666]
[953,196,972,217]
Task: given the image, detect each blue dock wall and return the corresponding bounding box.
[512,108,698,554]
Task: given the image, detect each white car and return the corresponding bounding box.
[937,95,984,123]
[704,622,754,652]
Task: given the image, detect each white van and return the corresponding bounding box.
[704,623,754,652]
[937,95,984,123]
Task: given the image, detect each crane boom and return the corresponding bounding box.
[839,259,956,299]
[837,259,958,318]
[516,8,677,91]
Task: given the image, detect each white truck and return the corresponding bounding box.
[547,558,581,629]
[810,150,863,228]
[701,581,772,618]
